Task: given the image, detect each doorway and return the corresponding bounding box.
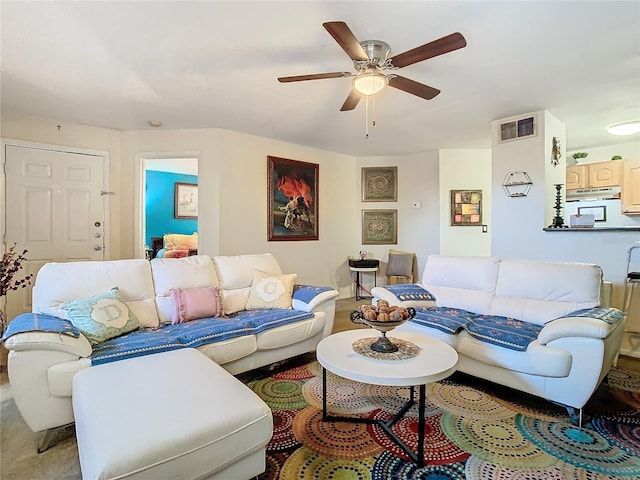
[1,139,109,367]
[135,153,199,259]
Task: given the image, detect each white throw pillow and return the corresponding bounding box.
[245,269,297,310]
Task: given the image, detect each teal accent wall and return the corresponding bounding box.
[145,170,198,247]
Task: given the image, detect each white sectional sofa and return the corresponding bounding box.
[2,253,338,434]
[372,255,626,422]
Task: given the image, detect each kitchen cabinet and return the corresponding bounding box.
[566,161,623,190]
[622,159,640,215]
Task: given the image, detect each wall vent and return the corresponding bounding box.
[499,115,537,143]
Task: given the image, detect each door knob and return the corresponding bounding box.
[94,245,102,251]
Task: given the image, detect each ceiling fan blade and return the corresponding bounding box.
[340,90,361,111]
[278,72,352,83]
[388,75,441,100]
[389,32,467,68]
[323,21,368,62]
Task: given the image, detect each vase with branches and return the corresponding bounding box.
[1,244,34,334]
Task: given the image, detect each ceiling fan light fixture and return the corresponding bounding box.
[353,71,387,96]
[607,121,640,136]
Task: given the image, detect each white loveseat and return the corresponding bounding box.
[3,253,338,434]
[372,255,626,422]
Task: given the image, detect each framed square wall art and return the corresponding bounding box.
[174,182,198,219]
[268,156,319,241]
[362,166,397,202]
[450,190,482,226]
[362,209,397,245]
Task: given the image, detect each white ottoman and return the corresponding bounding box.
[72,348,273,480]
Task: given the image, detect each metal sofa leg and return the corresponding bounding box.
[565,407,584,428]
[37,423,75,453]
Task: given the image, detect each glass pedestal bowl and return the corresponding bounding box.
[350,307,416,353]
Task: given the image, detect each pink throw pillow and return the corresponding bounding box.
[170,286,224,324]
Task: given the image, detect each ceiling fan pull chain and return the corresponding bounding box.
[365,96,369,139]
[372,97,376,127]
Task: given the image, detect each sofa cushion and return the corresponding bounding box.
[245,270,297,310]
[170,286,224,324]
[33,258,159,328]
[490,260,602,326]
[423,255,500,314]
[60,288,141,344]
[456,332,572,378]
[213,253,283,314]
[151,255,219,324]
[256,314,325,350]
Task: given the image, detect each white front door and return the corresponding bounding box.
[3,143,108,320]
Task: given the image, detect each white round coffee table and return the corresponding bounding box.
[316,328,458,466]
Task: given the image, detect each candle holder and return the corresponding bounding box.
[548,184,568,228]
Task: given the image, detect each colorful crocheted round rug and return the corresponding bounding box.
[302,375,378,414]
[607,367,640,392]
[279,445,376,479]
[515,414,640,477]
[590,417,640,454]
[267,408,302,452]
[427,382,516,420]
[247,377,307,410]
[292,406,383,460]
[464,454,566,480]
[371,451,466,480]
[440,411,559,469]
[272,361,315,380]
[367,410,469,466]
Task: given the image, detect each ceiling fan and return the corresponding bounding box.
[278,21,467,111]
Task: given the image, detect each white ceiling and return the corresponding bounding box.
[2,1,639,157]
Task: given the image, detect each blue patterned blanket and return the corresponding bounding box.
[547,307,626,325]
[293,285,335,303]
[412,308,541,351]
[2,309,315,365]
[383,284,436,302]
[2,313,81,341]
[91,309,314,365]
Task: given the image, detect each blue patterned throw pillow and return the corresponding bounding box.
[60,287,141,344]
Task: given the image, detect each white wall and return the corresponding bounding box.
[439,149,492,256]
[0,113,124,259]
[356,151,440,289]
[3,112,637,308]
[491,111,564,258]
[122,128,358,291]
[492,110,638,309]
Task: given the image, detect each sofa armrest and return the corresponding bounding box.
[538,307,626,345]
[2,313,92,357]
[292,285,338,312]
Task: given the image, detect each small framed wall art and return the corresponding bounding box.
[450,190,482,226]
[174,182,198,219]
[362,166,397,202]
[578,205,606,222]
[362,209,397,245]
